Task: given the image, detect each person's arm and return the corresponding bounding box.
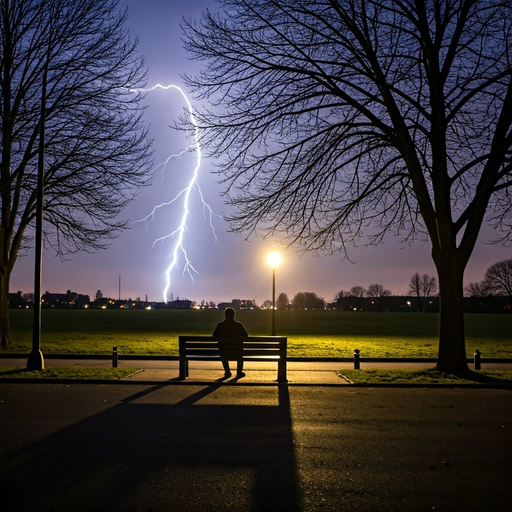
[239,323,248,337]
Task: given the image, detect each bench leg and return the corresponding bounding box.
[277,358,287,383]
[179,358,187,380]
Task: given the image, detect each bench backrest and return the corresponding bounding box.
[179,335,287,358]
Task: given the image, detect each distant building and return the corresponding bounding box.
[8,292,26,308]
[168,299,193,309]
[195,300,216,309]
[90,297,111,309]
[231,299,257,309]
[42,290,90,308]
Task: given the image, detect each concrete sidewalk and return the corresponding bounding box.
[1,357,347,384]
[2,356,509,385]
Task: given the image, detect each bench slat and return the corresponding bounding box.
[181,341,282,346]
[185,350,282,357]
[182,355,281,360]
[179,336,284,342]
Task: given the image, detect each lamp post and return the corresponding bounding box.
[266,252,281,336]
[27,53,49,371]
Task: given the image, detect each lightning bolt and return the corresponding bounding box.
[131,84,216,302]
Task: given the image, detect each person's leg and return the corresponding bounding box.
[236,358,245,377]
[218,343,231,376]
[222,359,231,376]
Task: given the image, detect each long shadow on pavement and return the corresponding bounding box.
[2,383,299,511]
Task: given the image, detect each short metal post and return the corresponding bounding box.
[112,346,118,368]
[474,349,481,370]
[353,349,360,370]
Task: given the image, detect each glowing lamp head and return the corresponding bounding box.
[267,252,281,268]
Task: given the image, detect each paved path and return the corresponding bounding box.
[2,357,509,385]
[1,383,511,511]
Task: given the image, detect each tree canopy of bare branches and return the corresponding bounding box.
[277,292,289,310]
[292,291,325,310]
[464,281,492,298]
[0,0,153,347]
[366,283,391,298]
[183,0,512,372]
[409,272,438,312]
[484,259,512,304]
[348,286,366,298]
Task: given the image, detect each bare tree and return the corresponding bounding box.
[408,272,423,312]
[409,272,437,312]
[334,289,349,310]
[22,292,34,303]
[349,286,366,298]
[0,0,153,348]
[276,292,289,310]
[292,291,325,310]
[347,285,366,311]
[464,281,493,298]
[464,280,495,312]
[334,289,348,300]
[183,1,512,372]
[366,283,391,311]
[366,284,391,298]
[422,275,438,300]
[484,259,512,305]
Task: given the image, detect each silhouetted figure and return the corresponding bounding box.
[213,307,248,378]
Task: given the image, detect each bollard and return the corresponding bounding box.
[474,349,481,370]
[112,346,118,368]
[353,349,360,370]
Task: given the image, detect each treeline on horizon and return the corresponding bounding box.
[7,290,511,314]
[8,259,512,314]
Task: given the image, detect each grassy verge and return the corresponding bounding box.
[340,369,512,385]
[1,366,510,385]
[0,367,140,380]
[4,309,512,358]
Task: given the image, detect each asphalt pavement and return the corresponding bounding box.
[1,382,511,511]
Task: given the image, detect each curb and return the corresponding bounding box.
[2,354,512,363]
[1,377,511,389]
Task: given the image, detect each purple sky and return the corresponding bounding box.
[9,0,511,305]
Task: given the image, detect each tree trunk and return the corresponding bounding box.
[435,260,469,373]
[416,293,423,313]
[0,271,13,349]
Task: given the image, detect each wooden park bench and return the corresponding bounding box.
[178,335,288,382]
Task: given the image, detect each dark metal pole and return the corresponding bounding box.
[474,349,481,370]
[271,267,276,336]
[27,64,48,371]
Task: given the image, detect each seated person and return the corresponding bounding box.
[213,308,248,378]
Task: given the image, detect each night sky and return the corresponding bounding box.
[9,0,511,305]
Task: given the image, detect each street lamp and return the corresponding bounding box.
[27,48,50,371]
[266,252,281,336]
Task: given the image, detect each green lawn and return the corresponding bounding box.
[340,369,512,385]
[4,309,511,358]
[0,366,138,380]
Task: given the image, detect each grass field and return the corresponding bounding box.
[340,369,512,385]
[4,309,512,358]
[0,367,138,380]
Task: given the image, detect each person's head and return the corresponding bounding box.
[224,307,235,319]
